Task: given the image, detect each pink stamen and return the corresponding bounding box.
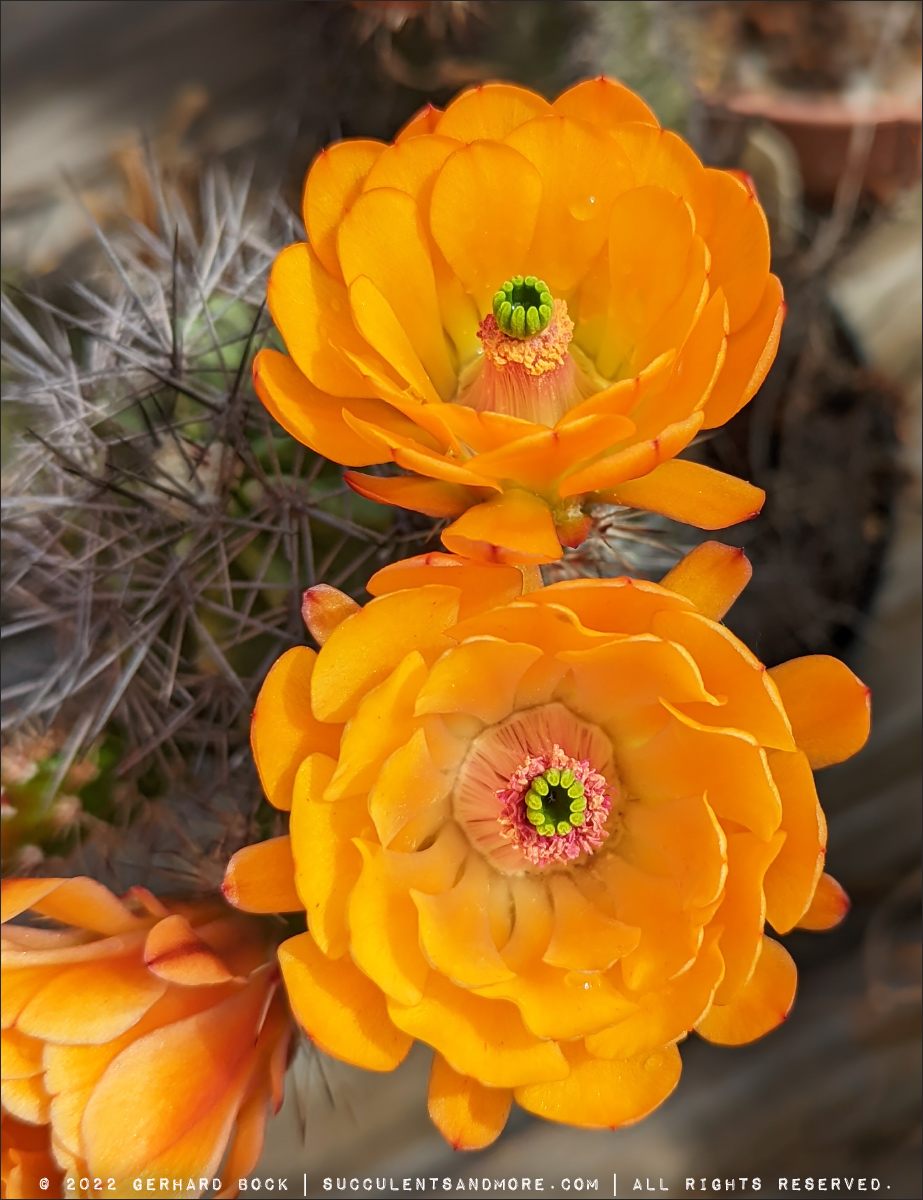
[497,743,611,868]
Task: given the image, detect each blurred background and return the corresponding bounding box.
[1,2,920,1197]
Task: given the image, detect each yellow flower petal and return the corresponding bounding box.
[441,490,562,566]
[348,839,430,1007]
[768,654,871,769]
[430,141,542,313]
[763,750,826,934]
[435,82,551,143]
[303,139,385,280]
[659,540,752,622]
[344,470,479,518]
[586,928,724,1060]
[477,962,638,1040]
[368,726,451,849]
[222,838,303,915]
[311,585,459,722]
[280,932,412,1072]
[711,831,786,1006]
[696,936,796,1045]
[553,76,659,129]
[427,1053,512,1151]
[702,274,784,429]
[618,794,727,910]
[702,169,771,332]
[543,875,640,972]
[339,188,456,399]
[414,637,542,724]
[387,972,568,1088]
[290,753,368,959]
[652,609,795,751]
[250,646,342,811]
[324,650,428,801]
[609,459,765,529]
[515,1041,681,1129]
[412,855,515,988]
[796,872,850,931]
[267,243,383,398]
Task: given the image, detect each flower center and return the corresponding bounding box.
[452,703,617,872]
[492,275,554,339]
[498,743,612,868]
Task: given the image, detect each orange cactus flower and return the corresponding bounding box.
[224,543,867,1146]
[256,78,783,564]
[1,879,291,1199]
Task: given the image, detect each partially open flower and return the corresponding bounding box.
[256,78,783,564]
[1,880,291,1199]
[224,543,867,1146]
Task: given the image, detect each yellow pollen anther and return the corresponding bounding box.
[479,298,574,378]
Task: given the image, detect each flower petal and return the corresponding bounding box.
[349,840,430,1007]
[435,83,551,143]
[414,638,543,724]
[303,140,385,280]
[290,755,368,959]
[347,275,443,405]
[16,958,166,1045]
[618,794,727,910]
[387,973,568,1088]
[558,412,704,497]
[609,459,765,529]
[412,855,515,988]
[430,142,543,313]
[702,168,771,332]
[301,584,361,647]
[504,115,633,292]
[586,928,725,1060]
[344,470,478,517]
[251,646,342,811]
[325,651,428,801]
[768,655,871,769]
[1,878,141,935]
[514,1041,681,1129]
[597,186,695,379]
[142,915,237,987]
[652,609,795,751]
[620,703,782,841]
[702,274,784,430]
[367,552,523,619]
[535,576,694,635]
[222,838,303,915]
[696,936,796,1045]
[427,1053,512,1151]
[280,932,412,1071]
[339,188,456,399]
[712,831,786,1006]
[368,727,452,849]
[476,962,637,1041]
[442,490,562,566]
[763,750,827,934]
[311,585,459,722]
[553,77,659,129]
[796,873,850,931]
[396,103,443,141]
[659,541,752,621]
[267,244,383,398]
[543,875,640,972]
[467,414,636,494]
[253,349,387,466]
[450,599,617,655]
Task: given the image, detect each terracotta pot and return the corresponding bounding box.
[706,89,922,207]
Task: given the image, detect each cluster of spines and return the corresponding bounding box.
[492,275,553,338]
[524,767,586,837]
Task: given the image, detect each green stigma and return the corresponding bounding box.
[523,767,586,838]
[492,275,553,339]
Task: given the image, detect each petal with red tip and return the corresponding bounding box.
[659,541,752,621]
[222,838,303,915]
[696,936,797,1045]
[427,1053,512,1151]
[768,654,871,769]
[609,459,765,529]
